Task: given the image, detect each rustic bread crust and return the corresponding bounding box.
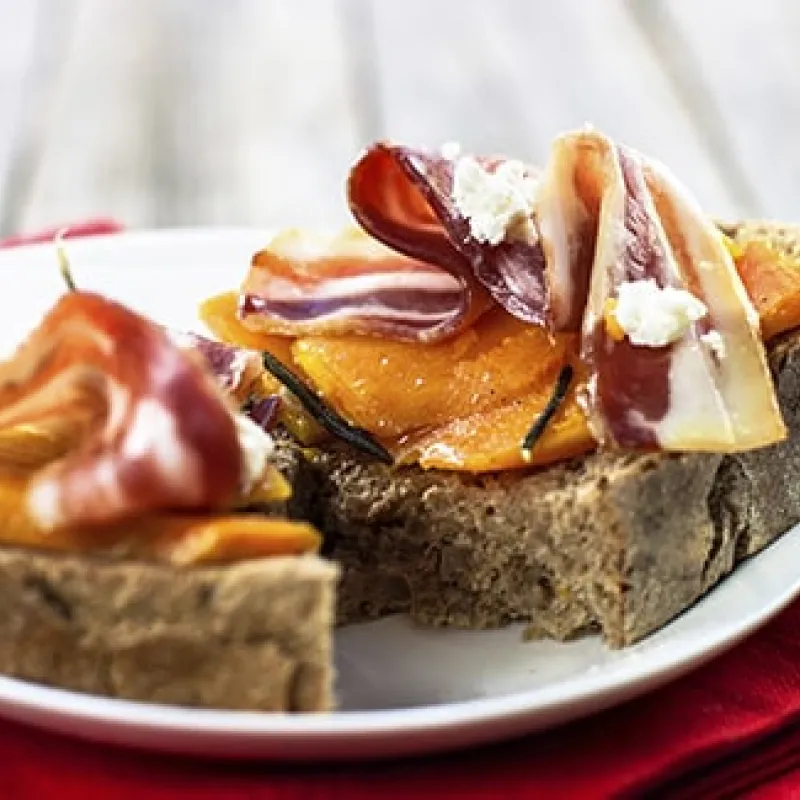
[300,330,800,648]
[0,550,338,711]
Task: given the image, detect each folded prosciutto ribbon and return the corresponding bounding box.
[238,128,786,457]
[0,287,324,565]
[0,293,253,531]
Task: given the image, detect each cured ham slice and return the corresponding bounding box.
[536,130,784,451]
[167,329,264,403]
[535,135,600,331]
[348,142,549,327]
[0,291,244,530]
[239,145,545,344]
[239,227,486,344]
[169,330,283,432]
[641,155,785,450]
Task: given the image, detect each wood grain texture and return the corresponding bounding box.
[649,0,800,219]
[0,0,795,230]
[18,0,163,230]
[146,0,359,228]
[0,0,47,234]
[366,0,741,216]
[19,0,359,231]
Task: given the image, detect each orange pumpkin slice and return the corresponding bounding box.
[138,515,321,565]
[0,423,85,472]
[0,472,320,564]
[395,364,591,471]
[292,309,577,439]
[736,240,800,340]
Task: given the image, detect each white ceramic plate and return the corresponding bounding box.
[0,227,796,762]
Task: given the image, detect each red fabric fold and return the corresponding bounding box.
[0,220,799,799]
[0,219,125,249]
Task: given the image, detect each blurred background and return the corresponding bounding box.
[0,0,795,237]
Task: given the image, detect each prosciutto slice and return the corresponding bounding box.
[167,329,263,402]
[238,145,547,345]
[348,142,549,326]
[537,129,785,451]
[0,292,244,530]
[535,135,600,331]
[239,227,486,344]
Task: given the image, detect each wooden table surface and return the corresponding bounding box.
[0,0,796,237]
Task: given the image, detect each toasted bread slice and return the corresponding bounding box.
[0,547,337,710]
[290,223,800,648]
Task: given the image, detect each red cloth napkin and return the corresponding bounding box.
[2,220,800,799]
[0,219,125,249]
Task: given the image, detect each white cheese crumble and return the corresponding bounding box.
[165,328,197,350]
[700,329,726,359]
[451,156,538,245]
[227,348,252,389]
[440,141,462,160]
[614,279,708,348]
[235,413,276,493]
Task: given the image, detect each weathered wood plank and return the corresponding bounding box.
[367,0,741,216]
[149,0,359,228]
[0,0,47,234]
[642,0,800,219]
[19,0,163,230]
[19,0,791,231]
[22,0,360,231]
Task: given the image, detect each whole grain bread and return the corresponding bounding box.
[0,548,338,711]
[290,222,800,648]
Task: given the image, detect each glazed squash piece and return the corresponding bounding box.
[0,471,319,564]
[395,364,591,471]
[0,421,93,472]
[292,308,577,439]
[735,240,800,340]
[135,514,321,565]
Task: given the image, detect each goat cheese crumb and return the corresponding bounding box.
[451,156,537,245]
[165,329,197,350]
[440,141,462,160]
[614,279,708,347]
[700,329,726,359]
[235,413,275,492]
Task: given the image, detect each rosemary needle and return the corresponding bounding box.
[261,351,394,465]
[520,363,574,462]
[55,229,77,292]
